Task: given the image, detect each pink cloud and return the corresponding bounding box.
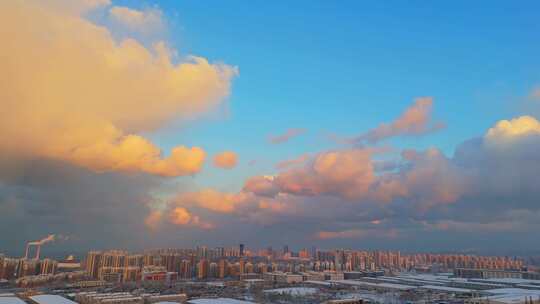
[351,97,445,144]
[275,153,311,170]
[268,128,307,144]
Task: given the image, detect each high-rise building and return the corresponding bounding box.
[239,258,245,275]
[85,251,102,279]
[196,246,208,259]
[239,244,245,257]
[218,259,227,279]
[0,256,18,280]
[40,258,57,275]
[17,259,39,277]
[197,259,209,280]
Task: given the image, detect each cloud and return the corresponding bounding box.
[274,149,377,199]
[351,97,445,144]
[109,6,164,35]
[315,229,398,240]
[189,115,540,247]
[0,1,236,177]
[213,151,238,169]
[174,189,249,213]
[0,158,158,253]
[423,220,521,233]
[243,176,280,197]
[168,207,214,229]
[241,146,465,206]
[268,128,307,144]
[530,87,540,100]
[144,210,163,230]
[485,115,540,142]
[145,207,214,230]
[275,153,311,170]
[142,112,540,251]
[392,148,468,208]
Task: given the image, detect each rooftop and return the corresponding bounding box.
[0,298,26,304]
[187,299,257,304]
[30,295,78,304]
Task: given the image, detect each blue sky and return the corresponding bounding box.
[137,0,540,191]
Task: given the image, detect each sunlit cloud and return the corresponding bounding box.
[350,97,445,144]
[485,115,540,142]
[169,207,214,230]
[213,151,238,169]
[174,189,248,214]
[0,1,237,177]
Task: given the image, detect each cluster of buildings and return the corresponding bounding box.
[80,246,529,284]
[0,254,82,287]
[1,245,540,304]
[74,292,187,304]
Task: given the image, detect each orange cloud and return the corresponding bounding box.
[145,207,214,230]
[0,1,236,177]
[213,151,238,169]
[175,189,248,213]
[351,97,444,144]
[169,207,214,229]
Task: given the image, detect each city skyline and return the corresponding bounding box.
[1,0,540,254]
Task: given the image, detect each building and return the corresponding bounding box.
[188,299,256,304]
[144,294,186,304]
[86,252,102,279]
[263,272,303,284]
[456,268,529,279]
[141,267,177,285]
[40,259,57,275]
[30,295,78,304]
[325,300,366,304]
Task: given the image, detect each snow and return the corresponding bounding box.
[30,295,78,304]
[419,285,472,293]
[263,287,319,296]
[188,298,257,304]
[0,298,26,304]
[331,280,416,291]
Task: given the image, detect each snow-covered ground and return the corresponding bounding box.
[263,287,319,296]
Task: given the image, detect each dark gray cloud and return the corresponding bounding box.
[0,157,158,256]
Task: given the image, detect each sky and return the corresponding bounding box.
[1,0,540,257]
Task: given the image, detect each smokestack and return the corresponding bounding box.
[25,234,59,260]
[35,244,41,260]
